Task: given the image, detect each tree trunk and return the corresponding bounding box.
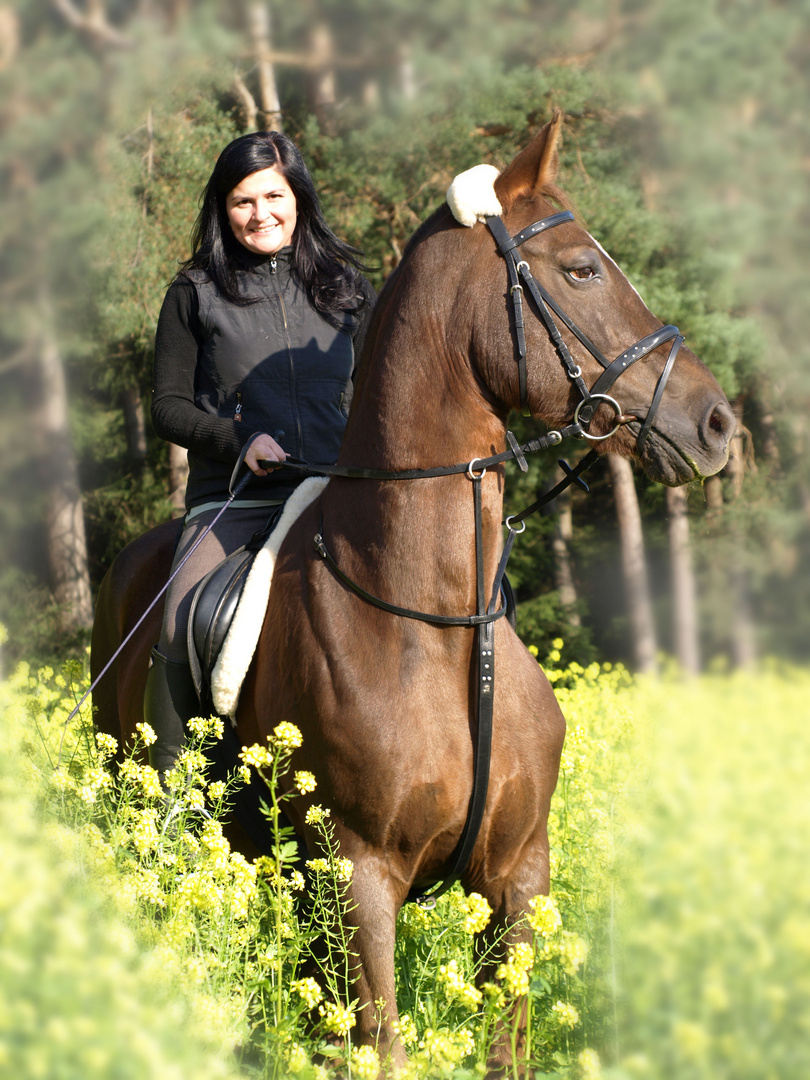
[551,487,581,626]
[37,307,93,631]
[168,442,188,514]
[607,454,658,675]
[726,397,757,667]
[121,384,147,463]
[308,22,337,133]
[666,484,699,675]
[246,0,283,130]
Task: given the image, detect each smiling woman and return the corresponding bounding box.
[225,167,298,255]
[145,130,375,780]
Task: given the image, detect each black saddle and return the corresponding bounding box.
[187,505,284,702]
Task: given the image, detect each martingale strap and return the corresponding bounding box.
[314,470,506,906]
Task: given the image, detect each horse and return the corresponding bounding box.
[91,115,734,1071]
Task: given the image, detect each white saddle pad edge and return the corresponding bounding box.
[210,476,330,719]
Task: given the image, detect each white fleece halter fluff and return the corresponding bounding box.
[210,476,329,719]
[446,163,502,226]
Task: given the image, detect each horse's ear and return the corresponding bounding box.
[494,111,563,212]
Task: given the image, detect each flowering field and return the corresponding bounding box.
[1,632,808,1079]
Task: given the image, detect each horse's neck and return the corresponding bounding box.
[329,335,508,612]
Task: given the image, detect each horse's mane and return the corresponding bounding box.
[374,181,575,312]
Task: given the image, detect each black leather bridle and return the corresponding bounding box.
[485,210,684,450]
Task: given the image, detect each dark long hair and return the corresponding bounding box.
[181,131,367,326]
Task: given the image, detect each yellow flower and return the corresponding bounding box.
[394,1013,419,1048]
[334,856,353,881]
[350,1045,380,1080]
[496,942,534,997]
[94,731,118,758]
[289,870,306,891]
[305,858,330,874]
[50,767,74,792]
[577,1048,602,1079]
[294,770,317,794]
[527,894,562,937]
[319,1000,356,1036]
[285,1041,308,1073]
[305,804,330,826]
[187,715,225,740]
[291,977,323,1009]
[271,721,303,751]
[551,1000,580,1028]
[185,787,206,811]
[462,892,492,934]
[137,765,164,800]
[240,743,273,769]
[556,931,589,975]
[438,958,483,1010]
[135,721,157,746]
[207,780,226,800]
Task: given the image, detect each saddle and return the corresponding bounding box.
[186,505,284,704]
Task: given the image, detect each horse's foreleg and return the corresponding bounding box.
[342,852,407,1071]
[473,827,553,1078]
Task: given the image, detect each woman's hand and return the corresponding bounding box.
[244,432,287,476]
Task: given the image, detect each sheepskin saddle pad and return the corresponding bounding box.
[187,477,329,719]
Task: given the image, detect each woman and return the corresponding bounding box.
[147,130,375,778]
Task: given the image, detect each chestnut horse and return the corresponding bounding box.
[92,117,733,1068]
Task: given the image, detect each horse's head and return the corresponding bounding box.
[453,115,734,484]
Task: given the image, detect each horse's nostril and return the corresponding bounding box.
[706,401,735,444]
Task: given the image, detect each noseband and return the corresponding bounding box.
[486,210,684,451]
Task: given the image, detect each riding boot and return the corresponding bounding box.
[144,646,199,778]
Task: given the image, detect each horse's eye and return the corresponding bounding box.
[567,265,598,281]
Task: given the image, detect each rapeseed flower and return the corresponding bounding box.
[438,958,483,1009]
[284,1041,309,1073]
[318,999,356,1036]
[551,1000,579,1028]
[577,1048,602,1079]
[528,893,562,937]
[291,977,323,1009]
[135,721,157,745]
[240,743,273,769]
[294,770,317,794]
[350,1045,380,1080]
[305,804,329,825]
[270,722,303,751]
[94,731,117,759]
[394,1012,419,1048]
[187,715,225,740]
[462,891,492,934]
[496,941,535,997]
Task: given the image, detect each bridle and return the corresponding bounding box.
[485,210,684,450]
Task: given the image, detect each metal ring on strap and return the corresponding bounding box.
[574,394,624,441]
[467,459,487,479]
[504,515,527,534]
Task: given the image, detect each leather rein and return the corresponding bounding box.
[271,209,685,906]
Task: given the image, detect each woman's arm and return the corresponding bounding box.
[151,278,259,464]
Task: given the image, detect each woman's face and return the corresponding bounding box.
[225,166,298,255]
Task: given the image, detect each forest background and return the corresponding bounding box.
[1,0,809,675]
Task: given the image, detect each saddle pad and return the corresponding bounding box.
[210,477,329,718]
